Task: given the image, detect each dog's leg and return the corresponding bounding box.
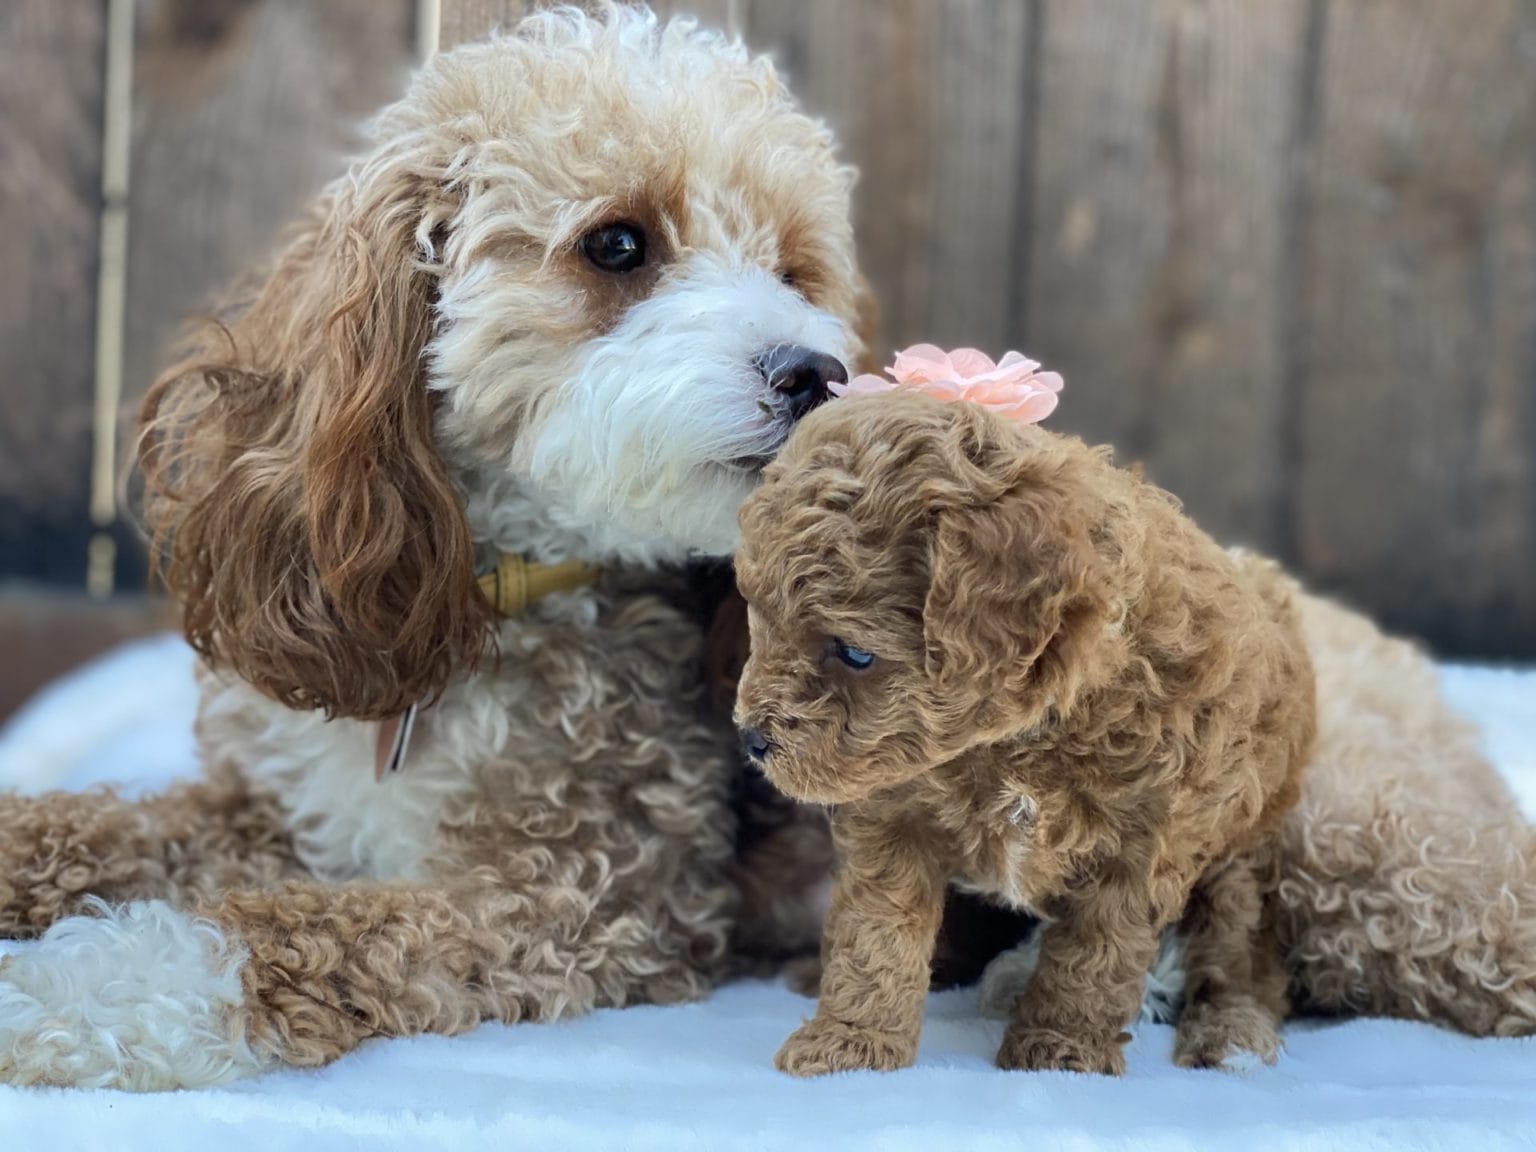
[1280,592,1536,1037]
[1173,852,1287,1069]
[774,821,947,1076]
[0,874,686,1090]
[997,878,1167,1076]
[1279,796,1536,1036]
[0,777,299,937]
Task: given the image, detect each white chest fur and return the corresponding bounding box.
[199,673,479,882]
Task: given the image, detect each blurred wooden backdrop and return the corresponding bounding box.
[2,0,1534,669]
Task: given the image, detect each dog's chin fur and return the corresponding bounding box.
[440,251,854,564]
[507,255,851,561]
[761,747,922,809]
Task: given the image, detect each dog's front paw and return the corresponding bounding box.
[996,1023,1128,1076]
[1173,999,1281,1071]
[774,1016,916,1077]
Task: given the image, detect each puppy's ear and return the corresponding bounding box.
[138,159,492,721]
[921,419,1112,713]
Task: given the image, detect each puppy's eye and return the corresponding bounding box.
[779,268,798,288]
[581,222,647,274]
[832,639,875,671]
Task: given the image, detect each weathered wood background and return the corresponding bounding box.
[3,0,1534,660]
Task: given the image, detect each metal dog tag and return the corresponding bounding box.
[373,704,418,782]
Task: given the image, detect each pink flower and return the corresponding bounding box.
[830,343,1063,424]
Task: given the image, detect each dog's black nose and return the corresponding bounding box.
[758,345,847,421]
[739,727,773,765]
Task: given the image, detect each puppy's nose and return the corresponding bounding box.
[739,726,774,765]
[757,345,847,421]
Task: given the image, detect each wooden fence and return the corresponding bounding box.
[2,0,1534,658]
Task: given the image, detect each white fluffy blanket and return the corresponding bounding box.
[1,637,1534,1151]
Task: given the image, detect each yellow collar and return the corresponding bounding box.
[477,552,601,616]
[376,553,601,781]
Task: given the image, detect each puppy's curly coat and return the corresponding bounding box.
[735,393,1316,1075]
[735,388,1536,1066]
[0,6,865,1089]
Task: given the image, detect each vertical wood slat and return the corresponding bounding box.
[749,0,1038,359]
[1022,0,1311,559]
[439,0,528,49]
[0,2,107,585]
[440,2,741,52]
[1293,0,1536,656]
[745,0,938,355]
[87,0,135,597]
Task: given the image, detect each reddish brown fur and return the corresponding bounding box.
[138,177,495,723]
[0,774,302,937]
[734,393,1316,1075]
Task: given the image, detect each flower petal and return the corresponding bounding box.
[947,347,997,377]
[993,351,1042,374]
[994,390,1060,424]
[890,343,954,385]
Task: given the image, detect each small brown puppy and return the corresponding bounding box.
[734,392,1316,1077]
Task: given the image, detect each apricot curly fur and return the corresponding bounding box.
[0,775,302,937]
[736,393,1317,1076]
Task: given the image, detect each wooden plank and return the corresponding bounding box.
[440,2,742,54]
[911,0,1035,357]
[1294,0,1536,657]
[647,0,739,30]
[120,0,417,581]
[770,0,1036,359]
[0,2,106,585]
[1020,0,1310,558]
[439,0,528,48]
[745,0,938,356]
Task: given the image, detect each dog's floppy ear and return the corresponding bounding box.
[920,416,1112,714]
[138,152,493,721]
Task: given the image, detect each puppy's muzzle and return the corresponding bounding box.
[756,345,847,421]
[739,726,775,766]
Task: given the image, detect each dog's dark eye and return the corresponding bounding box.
[832,639,875,670]
[582,222,647,274]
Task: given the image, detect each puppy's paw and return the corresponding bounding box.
[774,1016,916,1077]
[1173,1000,1281,1071]
[996,1024,1127,1076]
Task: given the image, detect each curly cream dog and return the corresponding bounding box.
[0,5,865,1089]
[735,393,1316,1075]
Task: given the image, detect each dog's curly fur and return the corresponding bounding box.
[734,393,1317,1076]
[0,5,868,1089]
[1277,594,1536,1035]
[733,391,1536,1061]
